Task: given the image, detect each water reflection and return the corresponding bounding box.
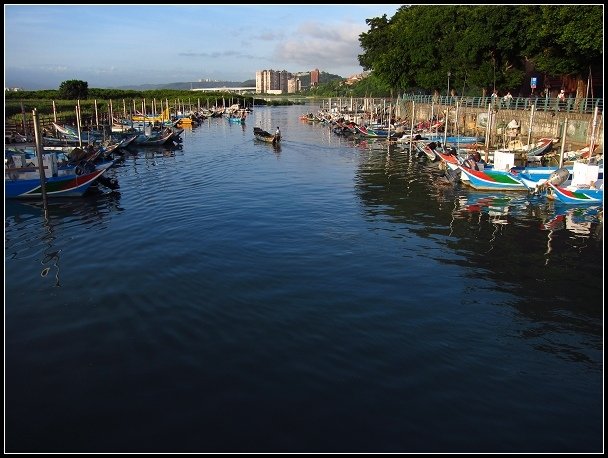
[454,193,514,224]
[352,145,602,353]
[5,105,602,452]
[271,142,281,156]
[5,191,123,288]
[254,137,282,155]
[125,143,183,158]
[357,144,602,238]
[541,205,603,237]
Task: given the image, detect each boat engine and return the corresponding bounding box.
[546,167,570,187]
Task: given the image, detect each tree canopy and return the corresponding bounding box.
[357,5,602,96]
[58,79,89,99]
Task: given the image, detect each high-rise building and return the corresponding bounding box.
[255,69,294,94]
[287,77,301,94]
[269,70,281,92]
[310,68,320,86]
[255,71,266,94]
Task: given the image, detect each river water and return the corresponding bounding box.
[5,104,603,453]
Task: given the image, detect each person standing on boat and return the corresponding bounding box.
[464,152,485,171]
[275,126,281,140]
[557,89,566,111]
[491,89,499,109]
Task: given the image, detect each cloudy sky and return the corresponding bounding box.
[5,4,401,89]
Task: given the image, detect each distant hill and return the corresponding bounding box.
[112,81,255,90]
[295,71,344,89]
[111,72,343,91]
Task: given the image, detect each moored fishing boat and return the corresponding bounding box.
[227,111,247,124]
[5,150,115,198]
[546,183,603,204]
[458,164,528,191]
[545,161,604,204]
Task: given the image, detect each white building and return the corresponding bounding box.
[256,69,294,94]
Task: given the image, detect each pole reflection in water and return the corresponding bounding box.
[5,189,123,289]
[540,204,603,265]
[40,214,62,287]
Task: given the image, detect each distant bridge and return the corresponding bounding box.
[191,87,256,94]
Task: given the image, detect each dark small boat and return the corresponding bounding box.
[253,127,280,145]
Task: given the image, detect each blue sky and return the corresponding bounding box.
[4,4,401,90]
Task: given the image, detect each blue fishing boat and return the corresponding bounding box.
[545,161,603,204]
[5,152,114,199]
[508,166,572,191]
[227,115,246,124]
[458,164,528,191]
[546,183,603,204]
[354,124,400,140]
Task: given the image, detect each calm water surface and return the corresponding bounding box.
[5,104,603,453]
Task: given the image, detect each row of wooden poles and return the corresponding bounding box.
[16,95,250,134]
[13,93,242,208]
[320,98,601,166]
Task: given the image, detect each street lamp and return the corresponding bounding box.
[447,72,451,99]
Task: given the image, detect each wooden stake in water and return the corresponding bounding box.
[588,106,599,160]
[409,101,415,153]
[527,104,535,149]
[484,103,491,163]
[558,118,568,169]
[77,98,81,126]
[32,108,48,209]
[75,105,82,147]
[455,101,460,148]
[21,101,27,138]
[387,103,392,141]
[109,99,114,129]
[443,106,449,147]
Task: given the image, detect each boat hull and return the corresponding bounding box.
[458,166,527,191]
[546,183,603,204]
[6,167,109,198]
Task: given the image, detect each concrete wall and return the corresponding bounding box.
[401,102,603,151]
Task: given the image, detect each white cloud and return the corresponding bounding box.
[273,20,366,72]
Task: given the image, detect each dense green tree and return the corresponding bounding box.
[349,73,392,97]
[357,5,601,97]
[454,5,534,95]
[525,5,603,98]
[358,13,404,95]
[58,79,89,99]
